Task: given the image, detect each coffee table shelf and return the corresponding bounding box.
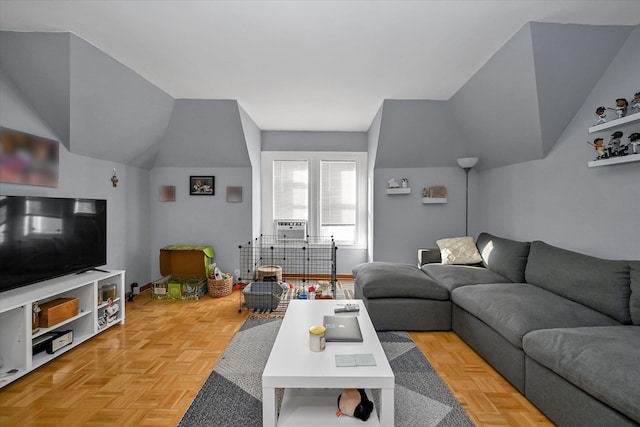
[277,388,380,426]
[262,299,394,427]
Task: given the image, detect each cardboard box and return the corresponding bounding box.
[152,245,214,300]
[39,298,79,327]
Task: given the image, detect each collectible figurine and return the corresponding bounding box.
[631,92,640,114]
[595,106,607,125]
[387,178,399,188]
[608,98,628,119]
[629,132,640,155]
[586,138,606,159]
[608,131,624,157]
[32,302,41,334]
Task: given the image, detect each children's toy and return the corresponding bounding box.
[336,388,374,421]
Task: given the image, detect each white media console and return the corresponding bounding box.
[0,269,125,389]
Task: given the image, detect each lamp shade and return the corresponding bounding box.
[456,157,479,169]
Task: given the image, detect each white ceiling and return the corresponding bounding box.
[1,1,640,131]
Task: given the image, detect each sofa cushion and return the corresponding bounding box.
[436,236,483,265]
[353,262,449,300]
[421,264,511,292]
[452,283,620,349]
[476,232,530,282]
[523,326,640,423]
[631,262,640,326]
[525,241,632,324]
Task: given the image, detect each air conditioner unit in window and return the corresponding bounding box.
[274,220,307,241]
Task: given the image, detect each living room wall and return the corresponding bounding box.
[476,25,640,260]
[373,166,474,263]
[148,166,253,279]
[0,71,151,289]
[261,131,369,274]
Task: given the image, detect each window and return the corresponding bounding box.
[262,152,367,247]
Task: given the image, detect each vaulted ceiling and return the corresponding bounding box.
[2,0,640,131]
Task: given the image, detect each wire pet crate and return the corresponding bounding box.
[238,235,337,311]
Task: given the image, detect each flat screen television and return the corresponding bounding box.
[0,195,107,293]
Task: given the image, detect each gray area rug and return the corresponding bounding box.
[179,318,475,426]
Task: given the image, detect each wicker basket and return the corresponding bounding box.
[207,275,233,298]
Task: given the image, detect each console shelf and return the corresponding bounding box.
[0,270,125,389]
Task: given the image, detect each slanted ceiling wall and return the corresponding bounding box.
[374,22,633,170]
[0,31,252,169]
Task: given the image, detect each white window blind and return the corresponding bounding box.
[320,161,356,226]
[262,151,366,247]
[273,160,308,220]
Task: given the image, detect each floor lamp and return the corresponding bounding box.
[456,157,479,236]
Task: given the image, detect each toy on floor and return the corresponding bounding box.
[336,388,374,421]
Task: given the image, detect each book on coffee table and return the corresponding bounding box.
[335,353,376,367]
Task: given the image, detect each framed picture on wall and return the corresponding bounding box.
[160,185,176,202]
[189,176,215,195]
[226,186,242,202]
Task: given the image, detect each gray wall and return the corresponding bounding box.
[367,106,383,262]
[262,131,368,152]
[238,105,262,239]
[261,131,369,273]
[373,167,471,263]
[148,167,253,278]
[0,71,150,290]
[476,25,640,260]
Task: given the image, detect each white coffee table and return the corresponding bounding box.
[262,299,395,427]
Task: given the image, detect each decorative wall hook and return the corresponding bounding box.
[111,168,118,187]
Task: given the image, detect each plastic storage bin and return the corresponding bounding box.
[243,282,285,310]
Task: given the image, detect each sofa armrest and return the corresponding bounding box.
[418,248,441,267]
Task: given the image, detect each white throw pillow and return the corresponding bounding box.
[436,236,483,265]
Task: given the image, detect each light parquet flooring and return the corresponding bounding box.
[0,289,554,426]
[0,289,249,427]
[410,331,554,426]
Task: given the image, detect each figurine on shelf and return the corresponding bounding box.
[608,131,624,157]
[32,301,41,334]
[586,138,607,160]
[387,178,399,188]
[608,98,628,119]
[422,187,428,198]
[631,92,640,114]
[594,106,607,125]
[629,132,640,155]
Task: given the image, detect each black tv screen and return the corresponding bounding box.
[0,195,107,292]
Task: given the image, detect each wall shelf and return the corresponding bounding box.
[387,187,411,195]
[588,113,640,133]
[422,197,447,204]
[588,153,640,168]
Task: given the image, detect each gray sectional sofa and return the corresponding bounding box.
[353,233,640,426]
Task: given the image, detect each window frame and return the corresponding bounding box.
[261,151,367,248]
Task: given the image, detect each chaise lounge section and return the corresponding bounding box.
[353,233,640,426]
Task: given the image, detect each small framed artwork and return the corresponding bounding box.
[160,185,176,202]
[226,186,242,203]
[190,176,214,195]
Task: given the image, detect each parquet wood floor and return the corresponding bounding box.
[0,289,554,426]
